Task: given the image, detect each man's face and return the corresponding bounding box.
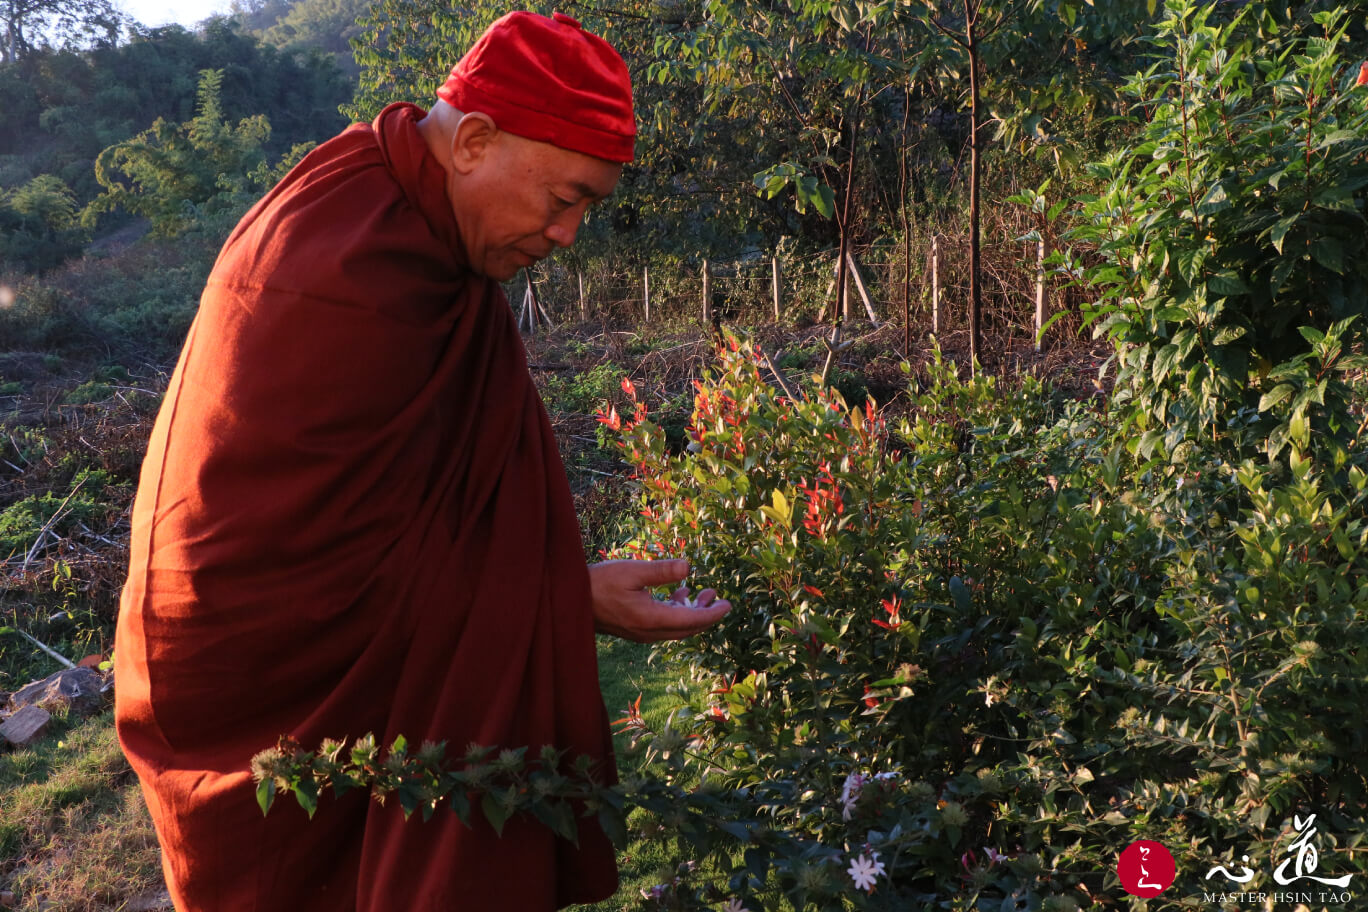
[448,123,623,281]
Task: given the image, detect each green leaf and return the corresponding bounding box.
[1197,181,1229,214]
[949,576,971,612]
[1176,246,1207,284]
[447,788,470,825]
[760,489,793,528]
[597,805,628,848]
[1289,413,1309,447]
[1310,237,1344,274]
[1258,383,1295,412]
[716,819,753,841]
[293,778,319,819]
[1268,214,1298,254]
[531,800,580,847]
[813,183,836,219]
[1152,343,1180,381]
[1208,271,1249,296]
[482,792,512,836]
[256,778,276,816]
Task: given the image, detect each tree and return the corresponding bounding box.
[260,0,370,77]
[2,0,121,63]
[0,172,87,271]
[923,0,1022,370]
[82,68,272,235]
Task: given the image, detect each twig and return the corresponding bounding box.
[578,467,623,478]
[76,521,122,549]
[758,348,798,402]
[22,477,87,574]
[9,627,76,670]
[819,323,855,388]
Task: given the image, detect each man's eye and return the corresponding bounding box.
[552,195,575,210]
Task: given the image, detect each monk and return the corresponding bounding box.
[113,12,730,911]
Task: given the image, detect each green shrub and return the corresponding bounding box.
[63,381,114,405]
[1070,0,1368,464]
[541,362,625,415]
[0,470,112,557]
[593,330,1368,910]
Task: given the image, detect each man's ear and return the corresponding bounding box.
[449,112,500,176]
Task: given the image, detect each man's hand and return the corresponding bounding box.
[589,559,731,643]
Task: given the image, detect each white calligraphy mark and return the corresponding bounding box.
[1137,846,1162,890]
[1205,854,1255,884]
[1273,813,1353,888]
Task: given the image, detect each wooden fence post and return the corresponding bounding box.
[1034,238,1046,352]
[643,266,650,322]
[772,256,782,321]
[845,251,879,326]
[931,234,940,336]
[702,259,711,325]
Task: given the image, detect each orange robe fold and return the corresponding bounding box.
[114,101,618,911]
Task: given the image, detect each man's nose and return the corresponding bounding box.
[545,208,585,248]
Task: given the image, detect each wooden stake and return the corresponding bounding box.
[702,259,711,325]
[519,268,552,334]
[578,271,586,322]
[1034,238,1046,352]
[845,251,879,326]
[529,271,553,330]
[518,282,533,334]
[772,257,782,321]
[643,266,650,322]
[931,235,940,337]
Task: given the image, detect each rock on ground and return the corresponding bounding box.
[0,705,52,747]
[9,667,109,717]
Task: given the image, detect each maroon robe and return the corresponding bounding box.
[114,101,619,910]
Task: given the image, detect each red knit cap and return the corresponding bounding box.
[436,11,635,163]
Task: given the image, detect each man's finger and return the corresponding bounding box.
[648,598,730,630]
[630,558,689,588]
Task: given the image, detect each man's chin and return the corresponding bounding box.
[474,261,522,282]
[479,255,536,283]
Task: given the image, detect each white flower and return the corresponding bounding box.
[720,900,750,912]
[847,851,886,893]
[985,846,1008,864]
[840,772,867,821]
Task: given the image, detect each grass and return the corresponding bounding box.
[579,637,696,912]
[0,709,162,910]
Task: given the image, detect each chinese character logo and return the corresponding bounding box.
[1274,814,1353,888]
[1206,853,1256,885]
[1118,840,1176,897]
